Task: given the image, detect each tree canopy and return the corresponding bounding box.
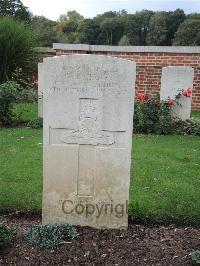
[43,9,198,47]
[1,4,199,47]
[0,0,31,22]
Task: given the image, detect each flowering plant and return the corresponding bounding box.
[133,87,199,135]
[136,87,193,107]
[134,93,174,134]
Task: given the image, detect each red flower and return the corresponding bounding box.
[167,98,174,106]
[136,93,148,101]
[183,91,189,97]
[183,87,192,98]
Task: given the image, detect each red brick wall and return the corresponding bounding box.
[47,48,200,110]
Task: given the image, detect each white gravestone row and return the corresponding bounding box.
[40,55,136,229]
[160,66,194,120]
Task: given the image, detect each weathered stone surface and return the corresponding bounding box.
[160,66,194,120]
[41,55,136,229]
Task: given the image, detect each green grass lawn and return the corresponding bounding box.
[0,128,42,211]
[0,103,200,225]
[130,134,200,225]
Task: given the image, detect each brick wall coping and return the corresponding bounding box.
[53,43,200,54]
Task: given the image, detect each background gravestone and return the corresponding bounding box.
[41,55,136,229]
[160,66,194,120]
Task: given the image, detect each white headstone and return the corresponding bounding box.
[41,55,136,229]
[160,66,194,120]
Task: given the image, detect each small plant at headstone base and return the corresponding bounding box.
[0,223,15,249]
[26,224,79,249]
[0,81,20,126]
[191,250,200,265]
[27,117,43,129]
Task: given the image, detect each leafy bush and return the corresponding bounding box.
[0,223,14,249]
[26,224,79,249]
[0,16,38,83]
[191,250,200,265]
[0,81,20,126]
[27,117,43,129]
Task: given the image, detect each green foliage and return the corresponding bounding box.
[146,9,185,45]
[26,224,79,248]
[165,9,185,45]
[125,10,154,45]
[173,18,200,45]
[191,250,200,264]
[0,81,19,126]
[118,35,130,46]
[31,16,58,47]
[0,75,37,126]
[0,16,38,83]
[78,19,101,44]
[54,10,84,44]
[0,223,14,248]
[59,10,84,24]
[11,7,198,46]
[147,12,168,45]
[28,117,43,129]
[176,119,200,136]
[134,94,174,134]
[11,68,38,102]
[100,17,125,45]
[29,8,200,46]
[0,0,31,22]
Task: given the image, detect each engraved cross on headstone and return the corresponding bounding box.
[50,98,116,197]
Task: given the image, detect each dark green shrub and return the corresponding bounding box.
[0,223,14,249]
[0,81,20,126]
[27,117,43,129]
[0,16,38,83]
[26,224,79,249]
